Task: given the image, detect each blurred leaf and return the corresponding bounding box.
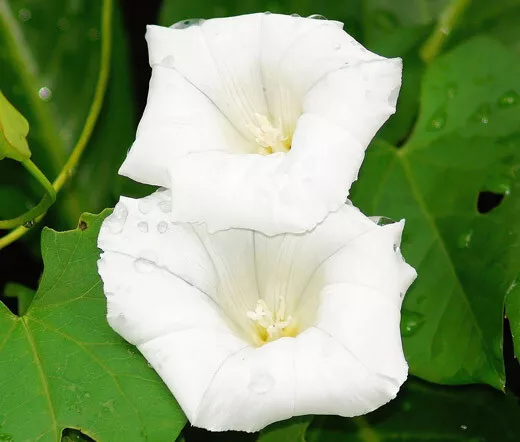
[3,282,35,315]
[258,416,312,442]
[352,37,520,389]
[306,378,520,441]
[0,90,30,161]
[159,0,363,41]
[0,211,186,441]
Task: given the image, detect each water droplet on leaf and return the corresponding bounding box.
[401,310,425,337]
[446,83,457,99]
[428,110,447,131]
[457,230,473,248]
[471,104,491,125]
[497,90,519,108]
[38,87,52,101]
[18,8,31,21]
[171,18,205,29]
[23,220,35,229]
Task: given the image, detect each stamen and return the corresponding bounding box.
[247,298,298,345]
[247,113,291,154]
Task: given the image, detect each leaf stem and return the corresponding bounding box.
[0,0,113,250]
[0,159,56,229]
[420,0,472,63]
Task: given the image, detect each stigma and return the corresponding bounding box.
[247,113,291,155]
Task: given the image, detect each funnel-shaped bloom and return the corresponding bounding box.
[119,13,402,235]
[98,190,416,432]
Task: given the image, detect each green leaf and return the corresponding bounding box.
[351,37,520,388]
[258,416,313,442]
[306,378,520,441]
[3,282,35,316]
[0,90,30,161]
[0,211,186,441]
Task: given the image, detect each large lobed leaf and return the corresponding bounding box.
[352,37,520,388]
[0,212,185,441]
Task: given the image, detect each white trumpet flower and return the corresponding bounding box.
[119,13,402,235]
[97,190,416,432]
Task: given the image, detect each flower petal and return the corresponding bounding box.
[120,14,402,234]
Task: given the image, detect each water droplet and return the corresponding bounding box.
[290,13,300,17]
[158,201,172,213]
[88,28,100,41]
[308,14,327,20]
[497,90,519,108]
[446,83,457,99]
[171,18,205,29]
[161,55,175,67]
[334,42,341,50]
[471,104,491,125]
[373,10,398,31]
[23,220,35,229]
[106,202,128,234]
[457,230,473,249]
[38,87,52,101]
[157,221,168,233]
[428,110,447,131]
[137,221,148,233]
[264,11,272,15]
[248,372,275,394]
[18,8,31,21]
[370,216,395,226]
[117,313,126,323]
[138,199,152,214]
[401,310,425,337]
[461,425,468,431]
[57,17,70,31]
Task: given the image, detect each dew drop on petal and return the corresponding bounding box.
[171,18,205,29]
[161,55,175,67]
[497,90,519,108]
[138,199,152,214]
[334,42,341,50]
[308,14,327,20]
[133,258,155,274]
[106,202,128,234]
[158,201,172,213]
[156,221,168,233]
[137,221,148,233]
[38,87,52,101]
[291,13,300,17]
[248,371,275,394]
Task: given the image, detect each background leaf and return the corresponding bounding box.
[0,211,185,441]
[351,37,520,388]
[306,378,520,441]
[0,90,30,161]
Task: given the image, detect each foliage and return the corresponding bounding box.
[1,0,520,440]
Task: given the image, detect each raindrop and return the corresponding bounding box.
[457,230,473,248]
[161,55,175,67]
[18,8,31,22]
[400,310,425,337]
[446,83,457,99]
[57,17,70,31]
[308,14,327,20]
[137,221,148,233]
[138,199,152,214]
[248,372,275,394]
[171,18,205,29]
[461,425,468,431]
[88,28,100,41]
[291,13,300,17]
[23,220,35,229]
[370,216,395,226]
[133,258,155,274]
[157,221,168,233]
[428,110,447,131]
[497,90,519,108]
[106,202,128,234]
[334,42,341,50]
[38,87,52,101]
[158,201,172,213]
[117,313,126,323]
[471,104,491,125]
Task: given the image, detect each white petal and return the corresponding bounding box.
[120,14,402,234]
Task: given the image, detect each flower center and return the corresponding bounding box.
[246,297,298,346]
[248,113,292,155]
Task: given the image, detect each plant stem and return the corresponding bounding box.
[420,0,472,63]
[0,0,113,250]
[0,159,56,229]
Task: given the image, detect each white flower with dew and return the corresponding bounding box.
[119,13,402,235]
[97,189,416,432]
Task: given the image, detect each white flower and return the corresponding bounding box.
[97,190,416,432]
[119,13,402,235]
